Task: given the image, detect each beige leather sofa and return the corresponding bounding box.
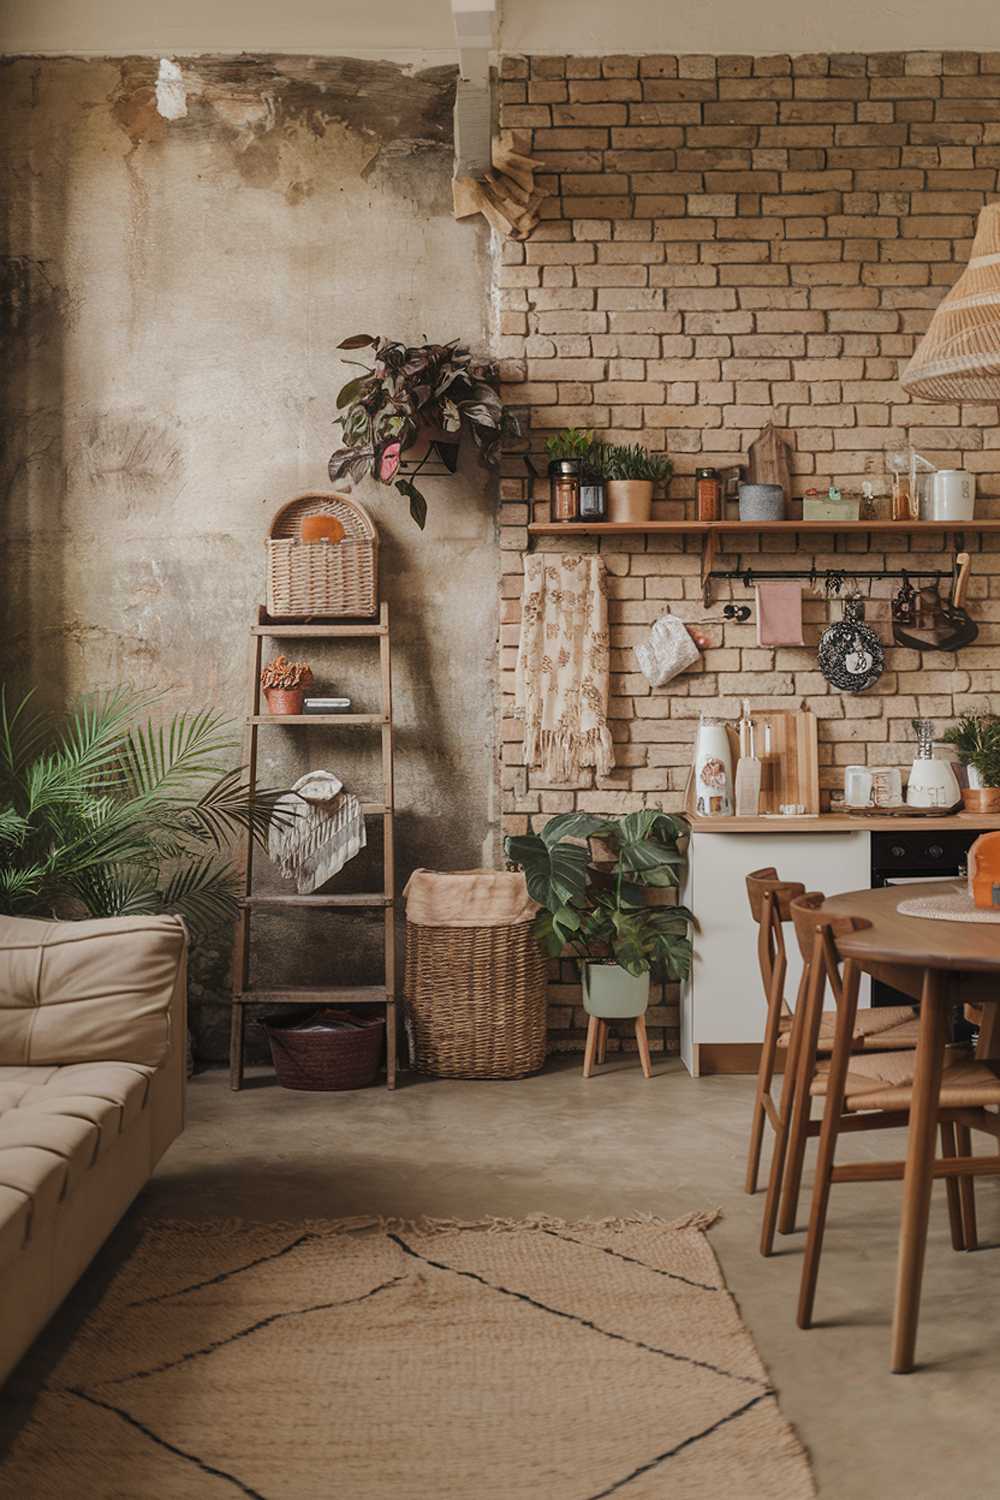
[0,913,187,1384]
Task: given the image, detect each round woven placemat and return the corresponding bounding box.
[897,889,1000,924]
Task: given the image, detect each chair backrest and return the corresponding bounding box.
[746,868,807,1020]
[789,895,869,1032]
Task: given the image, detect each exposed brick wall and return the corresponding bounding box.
[494,49,1000,1056]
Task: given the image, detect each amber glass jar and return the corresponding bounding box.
[695,466,721,521]
[549,460,581,522]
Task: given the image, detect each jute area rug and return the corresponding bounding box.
[1,1214,815,1500]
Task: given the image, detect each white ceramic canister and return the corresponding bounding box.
[693,715,734,816]
[923,469,975,522]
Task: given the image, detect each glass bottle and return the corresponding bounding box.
[696,467,721,521]
[578,465,607,521]
[549,460,580,523]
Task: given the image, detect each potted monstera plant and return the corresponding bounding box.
[329,334,516,529]
[504,812,693,1021]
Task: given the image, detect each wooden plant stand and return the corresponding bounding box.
[229,603,397,1090]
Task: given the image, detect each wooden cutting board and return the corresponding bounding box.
[748,709,819,815]
[685,708,820,818]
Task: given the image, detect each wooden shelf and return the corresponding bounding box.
[529,520,708,536]
[240,893,393,909]
[234,985,393,1006]
[528,519,1000,538]
[249,713,388,726]
[252,621,387,637]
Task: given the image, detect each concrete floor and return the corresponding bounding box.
[4,1057,1000,1497]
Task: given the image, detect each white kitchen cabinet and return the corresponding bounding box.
[679,828,871,1075]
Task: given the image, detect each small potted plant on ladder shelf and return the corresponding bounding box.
[505,812,693,1078]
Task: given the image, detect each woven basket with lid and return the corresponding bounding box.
[266,491,378,618]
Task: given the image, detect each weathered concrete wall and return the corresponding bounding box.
[0,55,498,1059]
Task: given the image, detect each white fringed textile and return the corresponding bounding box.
[514,553,613,784]
[268,770,366,895]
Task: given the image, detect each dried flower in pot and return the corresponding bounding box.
[261,655,314,716]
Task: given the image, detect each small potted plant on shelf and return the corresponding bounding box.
[504,811,693,1022]
[545,428,596,522]
[329,334,516,529]
[261,656,313,716]
[599,442,673,525]
[942,711,1000,810]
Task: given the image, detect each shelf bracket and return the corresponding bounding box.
[701,529,718,608]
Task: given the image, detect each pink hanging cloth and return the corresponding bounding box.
[755,581,805,647]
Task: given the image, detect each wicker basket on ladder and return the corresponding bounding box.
[266,491,379,618]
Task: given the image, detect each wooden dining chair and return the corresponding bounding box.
[745,870,918,1203]
[794,911,1000,1341]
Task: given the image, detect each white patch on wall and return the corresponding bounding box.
[155,59,187,120]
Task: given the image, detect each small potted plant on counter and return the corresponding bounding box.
[600,442,673,525]
[504,811,693,1029]
[261,656,313,716]
[942,711,1000,811]
[329,334,516,529]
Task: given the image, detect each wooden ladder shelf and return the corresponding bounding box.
[229,602,398,1090]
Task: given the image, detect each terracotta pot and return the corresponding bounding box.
[264,688,305,716]
[962,786,1000,813]
[607,479,653,524]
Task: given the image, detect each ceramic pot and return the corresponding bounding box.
[607,479,653,524]
[582,963,650,1019]
[962,787,1000,813]
[738,482,785,521]
[264,688,305,716]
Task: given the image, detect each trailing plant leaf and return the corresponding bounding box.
[338,334,378,349]
[395,478,427,530]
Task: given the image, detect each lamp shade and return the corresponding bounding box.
[901,203,1000,401]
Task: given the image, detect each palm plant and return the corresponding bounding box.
[0,688,293,936]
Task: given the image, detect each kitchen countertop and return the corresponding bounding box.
[684,812,1000,834]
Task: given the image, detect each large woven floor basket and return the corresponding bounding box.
[404,870,548,1079]
[266,491,378,618]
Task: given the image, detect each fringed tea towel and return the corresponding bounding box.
[268,770,366,894]
[515,553,614,783]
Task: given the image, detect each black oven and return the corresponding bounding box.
[870,827,987,1034]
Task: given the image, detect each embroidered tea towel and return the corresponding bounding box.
[268,769,366,894]
[756,581,805,647]
[515,553,614,783]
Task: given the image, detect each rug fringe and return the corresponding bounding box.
[144,1211,721,1237]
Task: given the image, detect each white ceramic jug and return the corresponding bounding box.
[693,716,733,817]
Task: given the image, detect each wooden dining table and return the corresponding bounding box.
[821,879,1000,1372]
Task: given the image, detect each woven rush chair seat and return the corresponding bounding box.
[810,1047,1000,1114]
[777,1004,919,1053]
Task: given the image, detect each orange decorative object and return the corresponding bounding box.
[300,514,346,544]
[968,831,1000,909]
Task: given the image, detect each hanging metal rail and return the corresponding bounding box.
[710,562,951,592]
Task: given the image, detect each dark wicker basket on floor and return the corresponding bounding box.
[259,1009,385,1091]
[404,920,547,1079]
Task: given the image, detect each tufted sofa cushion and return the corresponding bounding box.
[0,1061,157,1272]
[0,914,186,1068]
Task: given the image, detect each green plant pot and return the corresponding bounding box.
[581,963,650,1019]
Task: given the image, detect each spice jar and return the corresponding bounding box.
[549,460,581,523]
[695,467,721,521]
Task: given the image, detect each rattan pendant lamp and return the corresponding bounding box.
[902,203,1000,400]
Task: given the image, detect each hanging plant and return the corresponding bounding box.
[328,334,518,529]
